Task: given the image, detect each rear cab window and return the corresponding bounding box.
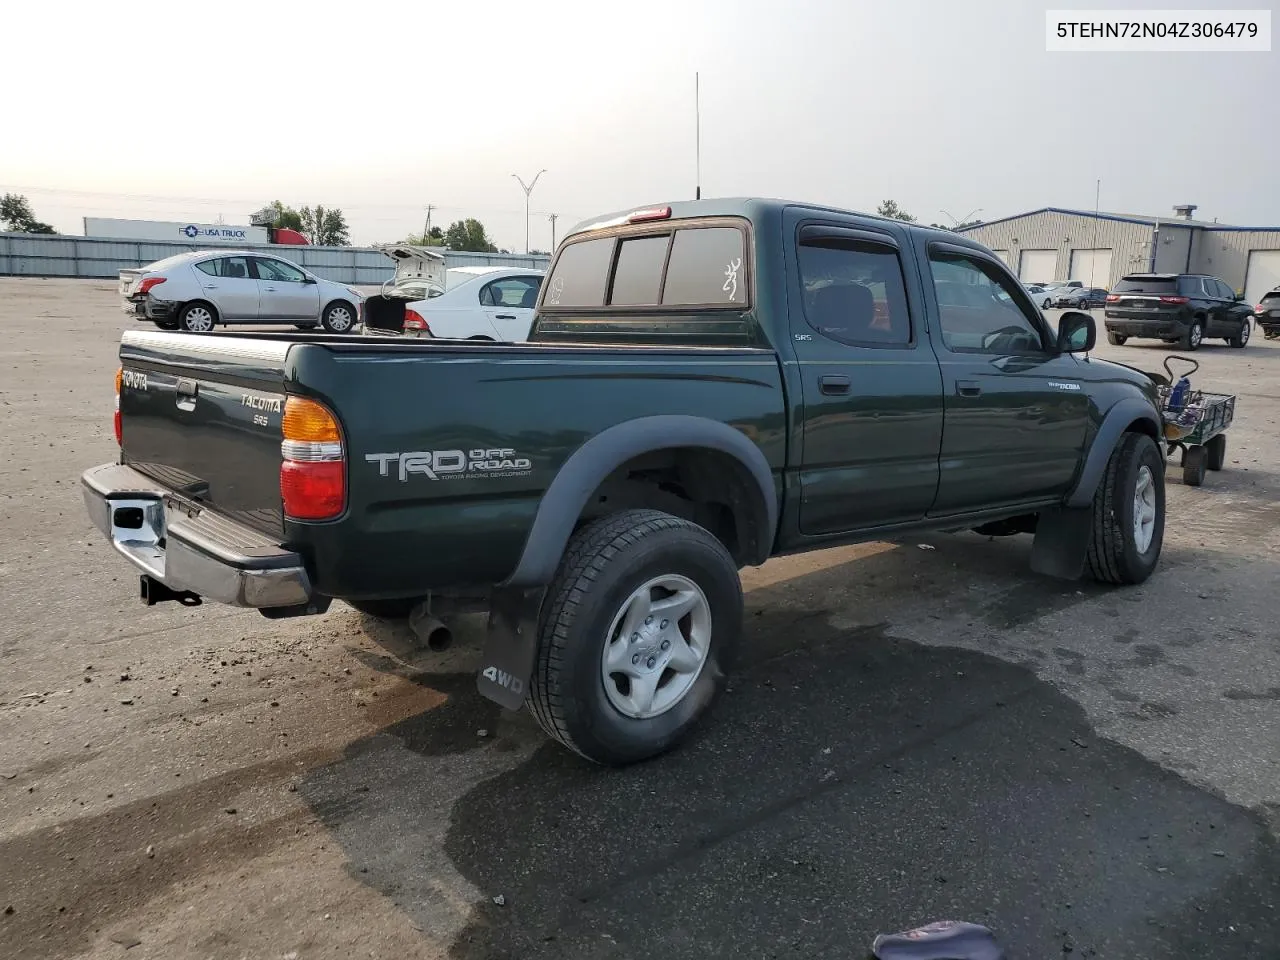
[542,221,749,311]
[1112,276,1181,295]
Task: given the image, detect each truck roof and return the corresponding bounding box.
[566,197,962,243]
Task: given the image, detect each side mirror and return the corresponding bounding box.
[1057,311,1096,353]
[1234,292,1245,301]
[302,276,317,284]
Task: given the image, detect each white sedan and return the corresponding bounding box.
[396,267,545,340]
[119,251,364,333]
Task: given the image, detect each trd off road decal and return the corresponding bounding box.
[365,448,533,481]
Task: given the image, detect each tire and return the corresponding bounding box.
[1181,319,1204,351]
[1106,332,1128,346]
[347,597,420,619]
[178,302,216,333]
[529,509,743,765]
[294,323,318,331]
[1042,298,1052,309]
[1182,445,1207,487]
[321,301,357,333]
[1205,434,1227,471]
[1086,432,1165,585]
[1228,321,1250,349]
[154,320,179,331]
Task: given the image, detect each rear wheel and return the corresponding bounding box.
[178,302,216,333]
[1182,445,1207,486]
[1182,320,1204,351]
[529,509,743,765]
[1205,434,1227,471]
[321,301,356,333]
[1106,332,1128,346]
[1228,321,1250,349]
[1086,433,1164,585]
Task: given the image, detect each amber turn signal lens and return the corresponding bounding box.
[282,396,341,443]
[115,367,123,395]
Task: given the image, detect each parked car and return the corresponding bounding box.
[85,198,1168,766]
[1103,273,1252,350]
[1032,280,1082,309]
[1055,287,1109,309]
[1255,286,1280,339]
[1022,282,1048,304]
[370,243,447,302]
[363,266,545,341]
[119,251,363,333]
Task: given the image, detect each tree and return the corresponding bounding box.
[876,200,915,223]
[443,218,498,252]
[299,205,349,246]
[1,193,56,234]
[403,226,445,246]
[265,200,304,232]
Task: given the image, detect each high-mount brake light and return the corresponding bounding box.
[280,396,345,520]
[627,206,672,223]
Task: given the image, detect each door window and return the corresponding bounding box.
[1212,279,1235,300]
[480,276,542,309]
[928,251,1048,354]
[195,256,251,279]
[797,238,912,347]
[253,258,307,283]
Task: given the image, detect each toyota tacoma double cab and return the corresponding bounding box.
[84,199,1168,765]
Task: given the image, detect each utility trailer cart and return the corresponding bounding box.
[1157,356,1236,487]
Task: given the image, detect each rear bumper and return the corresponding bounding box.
[82,462,313,608]
[1103,315,1184,338]
[124,296,176,320]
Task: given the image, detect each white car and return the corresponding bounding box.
[119,250,364,333]
[364,265,545,341]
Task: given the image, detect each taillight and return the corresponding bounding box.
[137,277,166,295]
[403,309,431,333]
[280,396,345,520]
[1159,295,1189,304]
[113,367,122,446]
[1105,294,1120,303]
[1256,304,1266,313]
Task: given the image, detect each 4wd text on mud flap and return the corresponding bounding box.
[482,666,524,695]
[366,449,532,481]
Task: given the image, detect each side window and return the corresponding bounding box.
[254,258,306,283]
[195,257,250,278]
[480,276,542,309]
[661,227,747,306]
[544,238,613,307]
[797,238,912,347]
[928,251,1047,355]
[610,235,670,306]
[1214,279,1234,300]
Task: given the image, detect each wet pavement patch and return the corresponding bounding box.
[302,590,1280,960]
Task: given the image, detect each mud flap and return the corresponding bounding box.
[476,586,546,710]
[1030,505,1092,580]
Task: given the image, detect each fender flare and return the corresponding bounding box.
[1065,398,1161,508]
[501,415,779,588]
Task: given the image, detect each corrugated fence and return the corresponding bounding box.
[0,232,550,284]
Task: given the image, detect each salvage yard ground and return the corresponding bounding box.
[2,278,1279,960]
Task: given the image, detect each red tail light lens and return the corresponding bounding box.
[137,277,166,295]
[403,309,431,333]
[1105,294,1120,302]
[280,396,345,520]
[1256,304,1266,313]
[114,367,122,445]
[1159,296,1189,304]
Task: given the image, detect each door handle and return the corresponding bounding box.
[203,284,218,289]
[956,379,982,397]
[494,314,517,320]
[264,287,277,292]
[819,375,851,395]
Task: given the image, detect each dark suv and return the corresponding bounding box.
[1104,273,1252,350]
[1256,287,1280,340]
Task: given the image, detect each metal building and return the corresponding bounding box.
[958,206,1280,304]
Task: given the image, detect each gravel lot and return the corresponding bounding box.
[2,277,1278,960]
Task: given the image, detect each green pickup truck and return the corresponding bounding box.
[84,199,1168,765]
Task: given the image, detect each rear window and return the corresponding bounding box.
[1112,276,1179,294]
[544,223,747,309]
[1262,289,1280,302]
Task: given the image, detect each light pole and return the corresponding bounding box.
[940,208,983,229]
[512,170,547,254]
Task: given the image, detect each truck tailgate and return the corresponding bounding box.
[118,331,291,537]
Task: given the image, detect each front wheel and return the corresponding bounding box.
[529,509,743,765]
[1106,331,1128,346]
[1182,320,1204,351]
[321,301,357,333]
[1086,433,1165,585]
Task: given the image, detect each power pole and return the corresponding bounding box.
[548,213,558,252]
[421,204,435,244]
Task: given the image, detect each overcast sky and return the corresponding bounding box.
[5,0,1276,250]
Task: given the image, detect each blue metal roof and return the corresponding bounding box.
[958,208,1280,234]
